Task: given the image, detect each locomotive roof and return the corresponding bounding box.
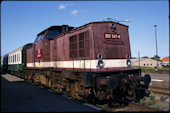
[86,21,129,27]
[69,21,129,33]
[37,25,74,36]
[37,21,128,36]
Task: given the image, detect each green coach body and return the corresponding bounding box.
[8,43,32,72]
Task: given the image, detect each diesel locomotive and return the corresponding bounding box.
[1,21,151,104]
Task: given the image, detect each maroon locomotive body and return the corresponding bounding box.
[27,21,132,72]
[25,21,150,104]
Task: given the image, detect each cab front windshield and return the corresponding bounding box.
[34,33,45,43]
[46,30,59,39]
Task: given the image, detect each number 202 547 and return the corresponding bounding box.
[104,33,121,39]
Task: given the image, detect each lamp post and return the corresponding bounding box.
[138,51,140,69]
[105,17,131,23]
[154,25,158,70]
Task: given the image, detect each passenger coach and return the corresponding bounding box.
[2,43,32,75]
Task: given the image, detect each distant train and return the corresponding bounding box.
[1,21,151,105]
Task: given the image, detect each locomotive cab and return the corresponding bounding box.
[27,25,74,68]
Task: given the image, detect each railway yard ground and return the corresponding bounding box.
[142,72,169,88]
[1,72,170,112]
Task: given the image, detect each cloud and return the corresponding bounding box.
[70,10,78,15]
[58,4,66,10]
[58,4,72,10]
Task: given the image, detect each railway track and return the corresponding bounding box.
[148,86,170,96]
[127,102,164,111]
[103,100,164,112]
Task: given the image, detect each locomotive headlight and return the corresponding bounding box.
[97,60,105,69]
[97,54,104,69]
[126,54,131,67]
[127,59,131,67]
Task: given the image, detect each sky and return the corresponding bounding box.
[1,1,169,58]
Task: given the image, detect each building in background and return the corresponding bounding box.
[131,58,162,68]
[161,57,170,66]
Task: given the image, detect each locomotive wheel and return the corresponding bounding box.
[55,84,61,93]
[51,80,62,93]
[62,81,71,96]
[71,83,79,98]
[86,91,97,104]
[33,74,40,84]
[125,89,136,100]
[33,76,37,84]
[70,83,76,98]
[56,81,63,93]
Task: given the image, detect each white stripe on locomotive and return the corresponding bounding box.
[27,59,129,69]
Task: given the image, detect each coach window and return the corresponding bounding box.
[18,54,19,62]
[17,54,18,62]
[16,54,17,62]
[79,31,89,57]
[19,53,20,62]
[13,55,14,63]
[69,35,77,58]
[17,53,19,62]
[15,54,16,63]
[18,53,20,62]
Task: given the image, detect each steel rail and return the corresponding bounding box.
[146,89,170,97]
[106,99,164,112]
[128,102,164,112]
[147,86,170,96]
[149,86,169,91]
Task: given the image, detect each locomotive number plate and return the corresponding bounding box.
[36,49,43,59]
[104,33,121,39]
